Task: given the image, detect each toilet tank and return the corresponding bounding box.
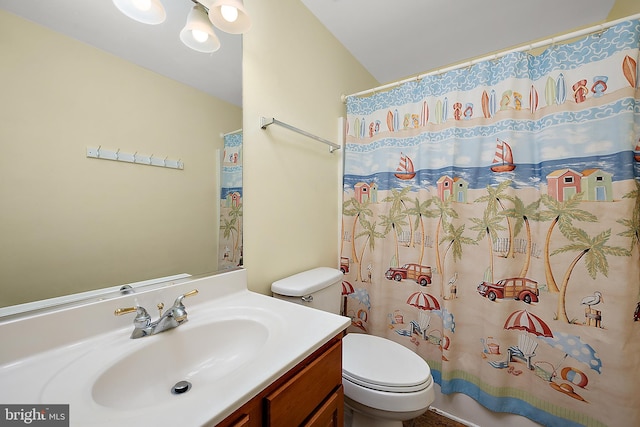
[271,267,343,314]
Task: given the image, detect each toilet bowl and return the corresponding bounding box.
[342,333,434,427]
[271,267,435,427]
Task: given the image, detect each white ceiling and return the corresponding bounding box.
[301,0,617,85]
[1,1,618,107]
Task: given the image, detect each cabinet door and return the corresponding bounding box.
[303,385,344,427]
[265,340,342,426]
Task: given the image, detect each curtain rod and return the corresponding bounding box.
[220,128,243,137]
[342,13,640,101]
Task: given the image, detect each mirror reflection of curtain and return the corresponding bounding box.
[342,19,640,427]
[219,131,243,269]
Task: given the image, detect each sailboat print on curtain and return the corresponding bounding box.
[490,139,516,172]
[395,152,416,180]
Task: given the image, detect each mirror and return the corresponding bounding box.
[0,1,243,314]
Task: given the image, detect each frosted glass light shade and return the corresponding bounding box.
[180,4,221,53]
[208,0,251,34]
[112,0,166,25]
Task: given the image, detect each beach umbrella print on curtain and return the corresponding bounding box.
[407,291,440,311]
[498,310,552,371]
[503,309,553,338]
[539,331,602,374]
[342,280,355,296]
[342,280,355,316]
[405,292,441,346]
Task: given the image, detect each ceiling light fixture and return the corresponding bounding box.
[180,3,221,53]
[206,0,252,34]
[112,0,166,25]
[112,0,251,53]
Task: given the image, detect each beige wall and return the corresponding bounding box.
[608,0,640,19]
[0,10,242,306]
[242,0,378,295]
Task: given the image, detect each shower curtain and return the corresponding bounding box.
[219,132,243,269]
[341,19,640,427]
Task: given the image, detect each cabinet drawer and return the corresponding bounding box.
[265,340,342,426]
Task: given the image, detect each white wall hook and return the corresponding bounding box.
[86,147,184,170]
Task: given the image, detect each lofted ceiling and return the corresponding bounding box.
[1,1,618,106]
[301,0,617,86]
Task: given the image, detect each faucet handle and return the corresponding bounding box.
[114,306,138,316]
[173,289,199,306]
[170,289,198,324]
[114,306,152,339]
[182,289,199,299]
[114,306,151,328]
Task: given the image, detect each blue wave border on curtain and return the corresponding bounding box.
[434,372,599,427]
[341,17,640,427]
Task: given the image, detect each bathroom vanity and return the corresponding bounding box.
[217,334,343,426]
[0,269,350,426]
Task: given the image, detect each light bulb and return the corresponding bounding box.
[220,5,238,23]
[192,29,209,43]
[132,0,152,11]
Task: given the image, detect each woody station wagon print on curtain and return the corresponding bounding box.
[341,19,640,427]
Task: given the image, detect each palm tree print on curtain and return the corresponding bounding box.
[341,19,640,427]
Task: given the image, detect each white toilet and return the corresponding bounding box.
[272,267,435,427]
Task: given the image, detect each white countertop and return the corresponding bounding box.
[0,269,350,426]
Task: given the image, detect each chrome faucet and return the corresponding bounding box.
[115,289,198,339]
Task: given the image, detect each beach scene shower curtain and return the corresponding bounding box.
[341,19,640,427]
[219,132,243,269]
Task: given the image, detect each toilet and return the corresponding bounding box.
[272,267,435,427]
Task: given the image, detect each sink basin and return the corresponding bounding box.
[91,318,269,410]
[40,308,274,412]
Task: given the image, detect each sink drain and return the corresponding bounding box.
[171,380,192,395]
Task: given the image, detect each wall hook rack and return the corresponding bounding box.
[260,117,341,153]
[86,147,184,170]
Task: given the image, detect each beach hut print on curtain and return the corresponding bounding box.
[341,19,640,427]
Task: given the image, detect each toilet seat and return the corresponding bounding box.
[342,371,431,393]
[342,333,432,393]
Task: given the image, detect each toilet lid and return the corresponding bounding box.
[342,333,432,392]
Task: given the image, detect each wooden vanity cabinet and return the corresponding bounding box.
[215,334,344,427]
